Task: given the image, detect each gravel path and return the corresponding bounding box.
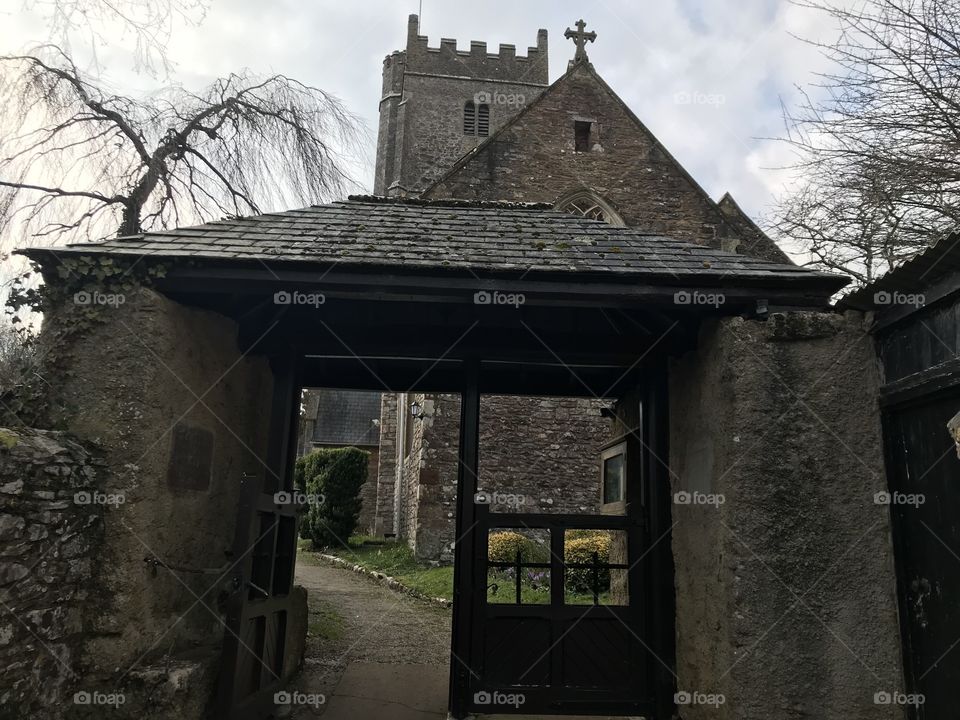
[288,556,452,717]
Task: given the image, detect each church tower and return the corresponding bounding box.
[374,14,549,196]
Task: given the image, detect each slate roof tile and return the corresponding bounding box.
[23,197,844,290]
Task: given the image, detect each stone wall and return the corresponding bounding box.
[384,392,610,561]
[424,62,787,262]
[669,312,903,719]
[0,428,105,718]
[12,286,294,718]
[479,396,608,514]
[374,394,398,536]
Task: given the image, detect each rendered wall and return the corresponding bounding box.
[15,286,286,718]
[669,312,904,719]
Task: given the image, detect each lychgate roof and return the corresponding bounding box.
[23,196,844,292]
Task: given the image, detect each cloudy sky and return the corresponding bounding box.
[0,0,845,242]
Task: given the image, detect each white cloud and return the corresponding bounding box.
[0,0,845,221]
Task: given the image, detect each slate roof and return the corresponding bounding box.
[308,389,381,447]
[838,231,960,311]
[23,197,845,291]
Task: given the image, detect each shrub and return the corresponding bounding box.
[564,531,611,594]
[488,531,549,564]
[297,447,368,550]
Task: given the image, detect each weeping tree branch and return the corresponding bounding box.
[18,0,210,75]
[0,45,366,245]
[772,0,960,285]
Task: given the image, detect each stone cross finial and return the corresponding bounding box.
[564,19,597,64]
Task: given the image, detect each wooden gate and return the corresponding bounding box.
[448,362,674,718]
[217,354,303,719]
[873,277,960,720]
[884,389,960,719]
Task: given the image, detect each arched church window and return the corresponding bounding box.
[555,190,625,226]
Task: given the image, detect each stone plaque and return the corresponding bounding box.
[166,423,214,491]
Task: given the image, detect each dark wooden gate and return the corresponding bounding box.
[874,278,960,720]
[217,354,303,719]
[449,362,673,718]
[884,389,960,719]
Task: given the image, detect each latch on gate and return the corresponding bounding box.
[143,552,233,577]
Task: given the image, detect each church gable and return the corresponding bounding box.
[423,61,787,261]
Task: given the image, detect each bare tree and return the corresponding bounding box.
[19,0,210,74]
[773,0,960,284]
[0,46,363,244]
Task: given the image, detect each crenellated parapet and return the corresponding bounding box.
[402,14,549,85]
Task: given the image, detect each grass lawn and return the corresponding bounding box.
[298,537,613,606]
[299,537,455,602]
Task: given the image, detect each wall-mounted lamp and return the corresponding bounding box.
[411,400,424,419]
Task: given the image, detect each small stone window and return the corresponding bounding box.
[464,101,490,137]
[575,120,593,152]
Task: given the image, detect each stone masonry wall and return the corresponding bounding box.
[388,393,610,561]
[669,312,903,719]
[0,428,105,719]
[479,396,608,515]
[374,394,398,536]
[425,62,781,258]
[375,14,549,196]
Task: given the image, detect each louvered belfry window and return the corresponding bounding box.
[464,101,477,135]
[464,101,490,137]
[477,104,490,136]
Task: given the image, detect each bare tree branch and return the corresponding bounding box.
[772,0,960,284]
[19,0,210,75]
[0,46,367,246]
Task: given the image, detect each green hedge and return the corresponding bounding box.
[488,531,549,564]
[565,531,611,594]
[296,447,368,550]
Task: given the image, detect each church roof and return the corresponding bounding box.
[23,196,844,295]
